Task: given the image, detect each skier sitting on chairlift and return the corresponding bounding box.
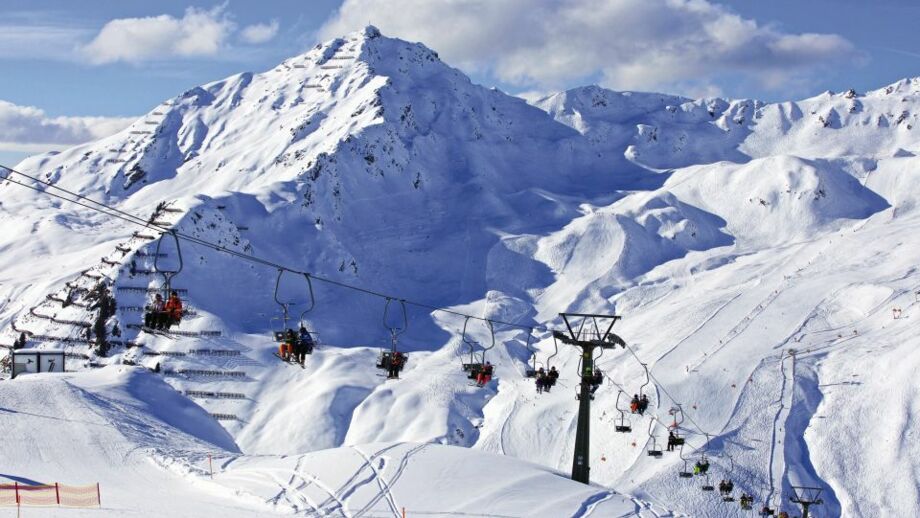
[164,291,183,329]
[667,431,678,451]
[638,394,649,414]
[145,293,166,329]
[387,351,405,379]
[693,460,709,475]
[777,512,789,518]
[546,366,559,390]
[278,328,296,361]
[630,394,640,413]
[739,494,753,510]
[535,367,547,393]
[292,327,313,366]
[589,369,603,397]
[298,325,315,354]
[719,480,734,495]
[476,362,493,386]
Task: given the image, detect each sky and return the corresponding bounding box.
[1,0,919,166]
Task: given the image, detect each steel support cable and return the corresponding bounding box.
[1,164,545,332]
[621,343,714,438]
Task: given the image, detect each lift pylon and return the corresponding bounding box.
[553,312,625,485]
[790,486,823,518]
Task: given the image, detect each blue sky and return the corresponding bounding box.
[1,0,918,166]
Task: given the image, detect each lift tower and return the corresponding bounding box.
[553,312,625,484]
[790,486,823,518]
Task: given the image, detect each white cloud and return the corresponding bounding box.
[241,20,279,44]
[81,5,237,64]
[0,100,135,152]
[320,0,860,95]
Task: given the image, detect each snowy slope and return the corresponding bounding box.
[2,26,920,517]
[0,367,666,517]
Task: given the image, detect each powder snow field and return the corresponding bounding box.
[2,26,920,517]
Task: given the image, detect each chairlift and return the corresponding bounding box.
[614,391,632,432]
[296,273,317,355]
[677,444,694,478]
[701,474,715,492]
[140,230,183,331]
[270,270,315,364]
[376,297,408,379]
[153,230,183,294]
[721,454,736,502]
[647,419,663,457]
[574,349,603,401]
[460,317,495,382]
[739,493,754,510]
[668,404,687,446]
[270,269,293,340]
[698,435,714,491]
[524,329,538,377]
[533,333,560,393]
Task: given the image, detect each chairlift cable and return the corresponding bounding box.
[1,163,543,333]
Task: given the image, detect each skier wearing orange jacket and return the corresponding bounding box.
[164,291,183,328]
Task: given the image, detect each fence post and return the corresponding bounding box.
[55,482,60,504]
[14,481,19,506]
[209,454,214,479]
[96,482,102,507]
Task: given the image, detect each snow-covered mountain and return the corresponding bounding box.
[2,26,920,517]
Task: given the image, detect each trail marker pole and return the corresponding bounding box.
[208,454,214,479]
[554,312,625,485]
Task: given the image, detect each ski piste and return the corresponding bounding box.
[1,24,919,518]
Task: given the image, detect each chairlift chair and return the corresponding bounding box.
[614,391,632,432]
[153,230,183,294]
[272,270,316,362]
[296,273,318,355]
[678,463,694,478]
[460,317,495,382]
[721,454,736,502]
[524,330,538,377]
[701,475,715,492]
[668,404,687,446]
[378,298,409,378]
[647,419,663,457]
[460,317,482,374]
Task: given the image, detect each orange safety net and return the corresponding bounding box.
[0,483,100,508]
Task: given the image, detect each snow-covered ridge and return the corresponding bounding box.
[536,77,920,170]
[2,26,920,517]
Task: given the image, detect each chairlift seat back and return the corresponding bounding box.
[702,485,715,491]
[723,496,735,502]
[647,449,663,457]
[679,472,693,478]
[273,331,287,342]
[615,425,632,433]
